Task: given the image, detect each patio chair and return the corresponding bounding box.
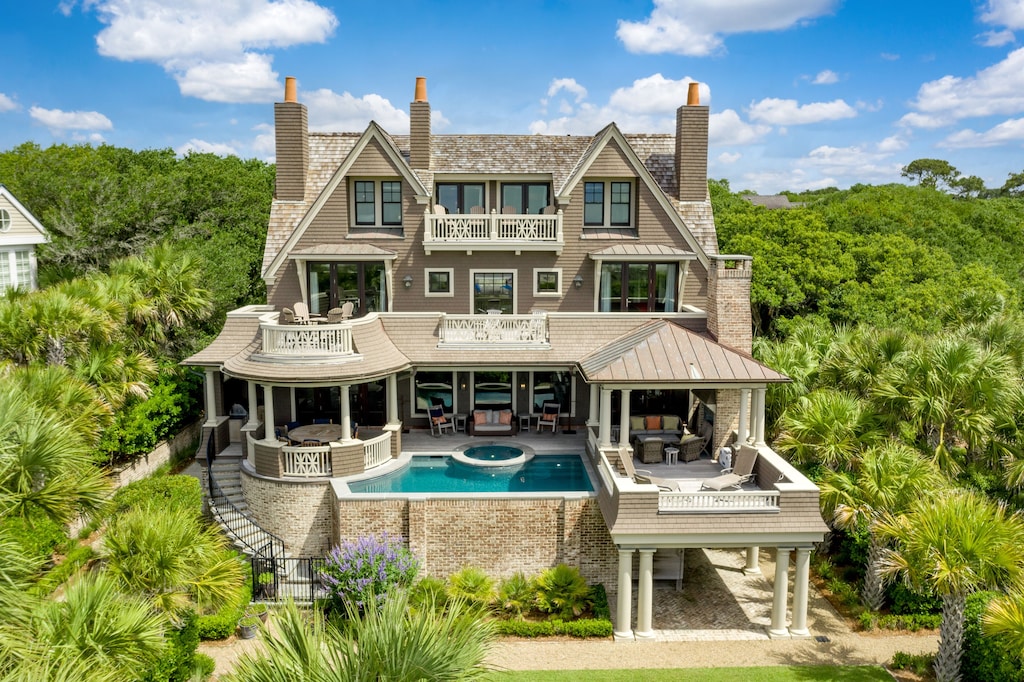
[326,307,345,323]
[638,436,664,464]
[312,418,332,425]
[340,301,354,319]
[618,450,681,492]
[428,405,455,437]
[700,444,758,491]
[293,301,311,324]
[280,308,295,324]
[470,205,486,214]
[274,427,289,443]
[537,402,559,433]
[679,432,708,463]
[433,204,447,215]
[299,439,321,447]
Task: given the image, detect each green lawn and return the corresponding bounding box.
[492,666,892,681]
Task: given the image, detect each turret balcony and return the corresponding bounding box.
[255,312,361,363]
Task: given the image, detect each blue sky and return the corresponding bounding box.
[2,1,1024,193]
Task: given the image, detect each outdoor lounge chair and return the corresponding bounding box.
[428,405,455,436]
[537,402,559,433]
[293,301,311,324]
[326,307,345,323]
[700,444,758,491]
[618,450,681,492]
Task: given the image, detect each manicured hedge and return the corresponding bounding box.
[494,618,613,638]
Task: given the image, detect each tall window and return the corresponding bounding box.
[473,271,514,314]
[352,180,403,226]
[0,249,32,293]
[437,183,484,214]
[307,261,387,316]
[531,371,572,413]
[473,371,512,408]
[501,183,550,214]
[414,371,455,414]
[584,180,633,227]
[599,262,677,312]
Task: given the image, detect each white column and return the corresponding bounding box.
[588,384,599,426]
[614,548,634,640]
[618,389,632,448]
[262,385,275,438]
[635,549,656,639]
[744,546,761,576]
[246,381,258,426]
[599,387,613,448]
[769,547,792,638]
[290,388,297,423]
[204,369,218,425]
[753,388,767,445]
[340,385,352,441]
[790,548,812,638]
[737,388,750,444]
[387,374,399,423]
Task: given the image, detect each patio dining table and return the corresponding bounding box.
[287,423,345,443]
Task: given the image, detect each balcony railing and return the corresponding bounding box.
[363,431,392,469]
[282,444,332,478]
[258,312,356,359]
[424,209,563,254]
[438,313,550,348]
[657,490,780,513]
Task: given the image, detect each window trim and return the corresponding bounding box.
[597,261,678,313]
[470,268,517,314]
[500,182,551,215]
[528,370,576,416]
[0,248,33,292]
[582,179,634,228]
[411,370,458,417]
[436,182,486,214]
[424,268,454,297]
[0,208,10,233]
[350,178,404,228]
[532,268,562,297]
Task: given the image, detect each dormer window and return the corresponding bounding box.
[352,179,402,226]
[584,180,633,227]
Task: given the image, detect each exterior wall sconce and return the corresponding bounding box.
[573,275,584,289]
[403,275,413,289]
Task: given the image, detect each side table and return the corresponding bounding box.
[454,413,468,433]
[664,446,679,466]
[519,414,531,432]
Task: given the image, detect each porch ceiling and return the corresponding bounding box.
[579,320,788,384]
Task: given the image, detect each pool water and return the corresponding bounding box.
[463,444,523,461]
[348,454,593,494]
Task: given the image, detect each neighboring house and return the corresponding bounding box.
[0,185,47,293]
[185,77,826,640]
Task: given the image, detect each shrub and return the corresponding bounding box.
[859,612,941,632]
[447,566,495,612]
[535,564,592,620]
[409,575,449,614]
[493,618,612,638]
[961,591,1024,681]
[192,653,215,681]
[196,574,248,640]
[891,651,933,677]
[887,582,941,615]
[28,544,95,597]
[142,610,200,682]
[319,534,419,613]
[589,584,610,620]
[497,572,535,619]
[109,474,202,520]
[826,577,861,608]
[2,512,69,565]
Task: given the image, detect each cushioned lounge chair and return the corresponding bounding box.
[429,405,455,436]
[700,444,758,491]
[618,450,681,492]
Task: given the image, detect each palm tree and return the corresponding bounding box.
[982,589,1024,657]
[101,502,244,621]
[5,364,112,446]
[878,490,1024,682]
[819,443,945,610]
[774,388,878,471]
[226,592,495,682]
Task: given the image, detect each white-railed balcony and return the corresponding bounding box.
[256,311,361,362]
[437,312,550,349]
[423,208,563,255]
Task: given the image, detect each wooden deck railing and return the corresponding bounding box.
[281,444,332,477]
[424,209,563,253]
[363,431,392,469]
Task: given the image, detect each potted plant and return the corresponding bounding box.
[248,602,269,623]
[237,614,260,639]
[256,572,277,599]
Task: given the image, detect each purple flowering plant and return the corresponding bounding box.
[319,534,419,612]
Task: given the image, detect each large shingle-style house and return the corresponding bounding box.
[0,185,47,293]
[185,77,827,640]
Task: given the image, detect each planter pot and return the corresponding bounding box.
[257,609,269,623]
[238,622,259,639]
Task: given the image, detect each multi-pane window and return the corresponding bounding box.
[599,262,677,312]
[473,371,512,408]
[501,183,550,214]
[534,269,560,296]
[584,181,633,227]
[0,249,32,293]
[307,261,387,316]
[437,183,484,214]
[353,180,403,226]
[414,371,455,414]
[473,271,514,314]
[426,268,453,296]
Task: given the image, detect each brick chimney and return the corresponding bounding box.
[409,76,431,169]
[274,76,308,201]
[675,82,709,202]
[706,255,752,355]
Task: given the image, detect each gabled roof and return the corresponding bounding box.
[0,184,49,245]
[578,320,787,385]
[263,123,427,280]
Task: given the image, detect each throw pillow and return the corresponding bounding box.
[662,415,680,430]
[432,415,447,425]
[474,410,488,425]
[645,415,661,430]
[630,416,645,431]
[498,410,512,425]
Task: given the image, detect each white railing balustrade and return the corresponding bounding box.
[282,444,332,478]
[424,209,563,251]
[261,321,354,356]
[596,449,617,492]
[657,490,780,513]
[438,313,549,347]
[363,431,392,470]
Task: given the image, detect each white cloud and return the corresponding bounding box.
[748,97,857,124]
[900,47,1024,128]
[175,138,240,156]
[547,78,587,103]
[877,134,909,153]
[881,52,900,61]
[81,0,338,103]
[607,74,710,114]
[709,109,771,145]
[980,0,1024,29]
[939,117,1024,147]
[251,122,276,160]
[29,106,113,132]
[0,93,17,112]
[740,168,837,193]
[812,69,839,84]
[616,0,837,56]
[802,143,903,181]
[304,88,410,133]
[978,29,1016,46]
[718,151,742,164]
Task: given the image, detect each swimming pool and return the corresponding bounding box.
[347,454,594,494]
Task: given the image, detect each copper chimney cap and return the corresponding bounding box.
[284,76,297,103]
[414,76,428,103]
[687,82,700,106]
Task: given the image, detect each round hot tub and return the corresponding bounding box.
[451,441,536,468]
